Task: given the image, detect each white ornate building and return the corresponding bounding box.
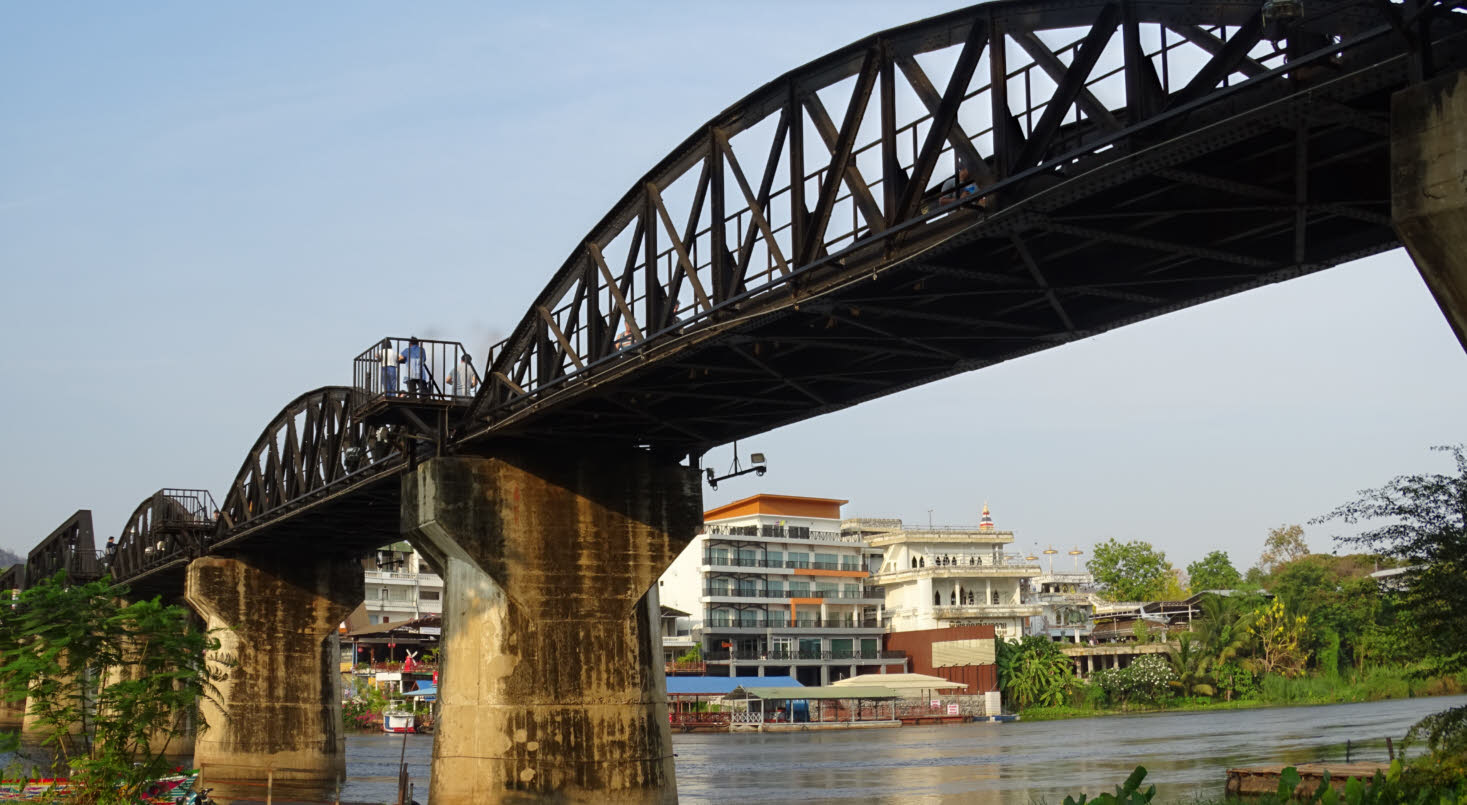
[852,505,1043,639]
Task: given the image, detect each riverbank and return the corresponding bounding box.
[1019,668,1467,722]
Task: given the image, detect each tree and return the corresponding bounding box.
[1249,598,1309,677]
[1258,524,1309,575]
[1088,538,1172,602]
[1166,634,1216,697]
[1194,593,1257,666]
[996,636,1077,710]
[1315,445,1467,671]
[1316,445,1467,772]
[0,573,218,803]
[1186,551,1243,594]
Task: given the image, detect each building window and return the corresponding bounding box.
[420,590,440,601]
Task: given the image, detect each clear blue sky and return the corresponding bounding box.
[3,2,1464,574]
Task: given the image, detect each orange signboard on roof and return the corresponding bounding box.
[703,493,848,522]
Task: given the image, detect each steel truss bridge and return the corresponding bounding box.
[12,0,1466,593]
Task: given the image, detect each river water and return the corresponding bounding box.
[339,694,1466,804]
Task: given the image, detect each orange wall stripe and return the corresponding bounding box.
[790,568,867,578]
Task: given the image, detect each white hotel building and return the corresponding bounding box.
[658,494,904,686]
[852,505,1043,639]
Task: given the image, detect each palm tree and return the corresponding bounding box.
[1166,633,1216,698]
[998,637,1077,709]
[1195,593,1255,664]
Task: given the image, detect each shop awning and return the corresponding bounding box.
[730,685,898,700]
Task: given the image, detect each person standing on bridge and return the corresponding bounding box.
[403,336,429,398]
[379,339,399,397]
[104,536,116,565]
[447,353,479,397]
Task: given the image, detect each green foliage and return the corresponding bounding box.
[1316,628,1342,679]
[1090,539,1173,602]
[1251,599,1310,678]
[343,680,389,730]
[995,636,1077,710]
[1405,704,1467,762]
[1187,550,1243,594]
[0,572,219,804]
[1214,661,1259,701]
[1063,765,1156,805]
[1070,762,1467,805]
[675,645,702,663]
[1091,655,1175,708]
[1195,593,1258,664]
[1260,524,1310,575]
[1166,634,1216,697]
[1316,444,1467,673]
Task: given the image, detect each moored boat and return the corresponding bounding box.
[383,709,416,733]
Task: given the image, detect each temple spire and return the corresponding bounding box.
[979,502,994,530]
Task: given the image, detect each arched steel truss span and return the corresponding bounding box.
[462,0,1465,454]
[211,386,405,552]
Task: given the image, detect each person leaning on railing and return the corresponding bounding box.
[402,337,429,398]
[379,339,400,397]
[446,354,480,397]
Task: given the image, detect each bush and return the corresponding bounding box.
[1091,656,1175,708]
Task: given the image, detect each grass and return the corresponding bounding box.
[1018,667,1466,722]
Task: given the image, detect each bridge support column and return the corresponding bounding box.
[1393,69,1467,352]
[0,693,24,731]
[402,451,701,804]
[185,555,361,803]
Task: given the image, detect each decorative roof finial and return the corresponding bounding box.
[979,502,994,530]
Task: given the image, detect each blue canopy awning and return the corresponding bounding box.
[665,676,803,696]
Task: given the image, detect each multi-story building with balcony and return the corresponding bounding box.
[852,505,1043,639]
[658,493,904,686]
[361,541,444,625]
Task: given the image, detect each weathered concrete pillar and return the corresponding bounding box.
[0,693,25,730]
[185,554,361,803]
[1393,69,1467,352]
[402,450,700,804]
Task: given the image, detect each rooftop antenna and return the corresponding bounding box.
[705,441,767,490]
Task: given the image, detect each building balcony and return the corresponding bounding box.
[704,649,906,663]
[704,617,882,631]
[702,587,877,602]
[870,560,1040,584]
[932,604,1045,620]
[702,556,864,573]
[701,528,866,546]
[701,556,795,573]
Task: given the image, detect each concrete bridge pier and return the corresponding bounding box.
[1393,68,1467,352]
[0,694,25,731]
[402,451,701,805]
[185,554,362,803]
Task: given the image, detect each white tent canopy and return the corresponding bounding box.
[830,673,965,693]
